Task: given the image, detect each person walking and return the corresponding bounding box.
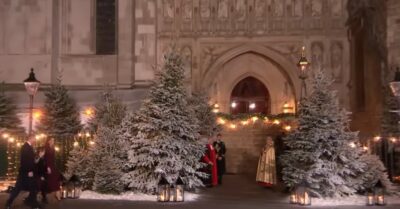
[5,136,40,209]
[36,147,47,204]
[256,137,277,187]
[44,138,61,201]
[213,133,226,185]
[201,137,218,187]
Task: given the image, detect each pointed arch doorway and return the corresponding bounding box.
[230,76,271,114]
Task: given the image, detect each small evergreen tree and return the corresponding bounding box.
[187,92,221,137]
[66,89,126,191]
[280,70,366,197]
[123,51,206,193]
[37,80,82,138]
[0,85,22,132]
[88,88,126,132]
[65,145,94,188]
[92,126,124,194]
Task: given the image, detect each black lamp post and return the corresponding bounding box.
[23,68,40,137]
[297,46,310,100]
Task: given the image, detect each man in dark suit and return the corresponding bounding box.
[5,136,40,209]
[213,133,226,185]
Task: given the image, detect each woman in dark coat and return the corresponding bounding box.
[44,138,61,200]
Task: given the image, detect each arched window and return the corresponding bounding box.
[230,77,270,114]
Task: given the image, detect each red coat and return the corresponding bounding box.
[44,145,61,192]
[202,144,218,186]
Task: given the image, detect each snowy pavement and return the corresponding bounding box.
[1,175,399,209]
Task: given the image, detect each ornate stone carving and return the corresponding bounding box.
[200,0,211,18]
[235,0,246,21]
[311,41,324,71]
[182,0,193,19]
[200,44,237,71]
[163,0,175,18]
[158,0,347,37]
[181,46,192,80]
[254,0,266,19]
[310,0,322,17]
[272,0,284,17]
[330,41,343,82]
[218,0,229,19]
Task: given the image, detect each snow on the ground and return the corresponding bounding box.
[80,191,200,202]
[312,194,400,206]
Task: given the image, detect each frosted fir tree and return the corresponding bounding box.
[92,126,124,194]
[280,70,366,197]
[37,79,82,138]
[187,92,221,137]
[0,84,22,132]
[65,146,94,189]
[359,154,393,192]
[67,90,127,191]
[123,51,206,193]
[88,88,126,132]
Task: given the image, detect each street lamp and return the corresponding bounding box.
[23,68,40,137]
[297,46,310,100]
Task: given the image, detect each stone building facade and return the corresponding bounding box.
[1,0,400,176]
[0,0,351,117]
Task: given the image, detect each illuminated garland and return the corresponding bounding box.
[216,113,297,131]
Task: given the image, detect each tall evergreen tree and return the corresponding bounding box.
[187,92,221,137]
[37,80,82,138]
[280,70,366,197]
[123,51,206,193]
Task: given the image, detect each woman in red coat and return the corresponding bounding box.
[201,138,218,187]
[44,138,61,200]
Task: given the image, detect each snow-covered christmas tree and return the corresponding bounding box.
[66,89,126,191]
[280,70,382,197]
[0,83,22,133]
[123,50,206,193]
[92,126,124,194]
[37,79,82,138]
[187,91,221,137]
[88,88,127,132]
[65,145,94,188]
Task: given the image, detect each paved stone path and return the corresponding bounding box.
[1,175,399,209]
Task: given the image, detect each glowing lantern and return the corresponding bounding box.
[66,175,82,199]
[241,120,249,125]
[273,119,280,125]
[251,116,258,123]
[229,124,237,129]
[295,181,311,206]
[2,133,9,139]
[366,189,374,206]
[374,180,386,206]
[249,103,256,109]
[290,189,297,204]
[217,118,226,125]
[73,141,79,147]
[283,102,294,114]
[170,177,184,202]
[284,125,292,131]
[157,176,170,202]
[231,101,237,108]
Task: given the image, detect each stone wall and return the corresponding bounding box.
[222,125,282,175]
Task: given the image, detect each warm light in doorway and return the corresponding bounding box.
[249,103,256,109]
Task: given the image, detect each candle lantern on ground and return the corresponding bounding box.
[174,177,184,202]
[374,180,386,206]
[289,189,297,204]
[66,175,82,199]
[366,188,375,206]
[61,181,68,199]
[157,176,170,202]
[296,181,311,206]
